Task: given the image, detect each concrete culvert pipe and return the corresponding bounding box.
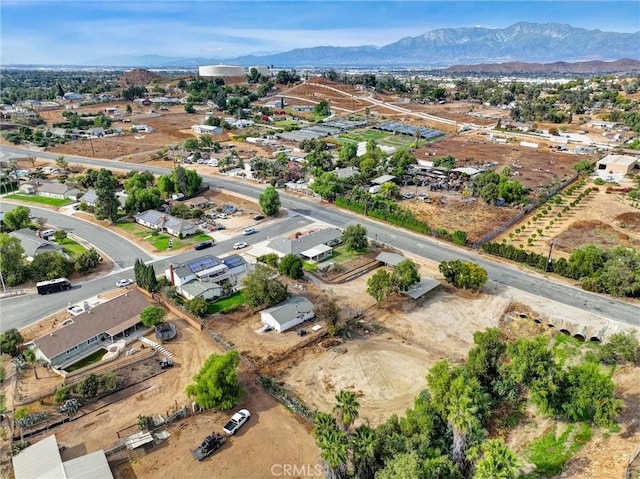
[533,316,543,324]
[590,327,607,343]
[546,318,556,329]
[558,322,571,335]
[573,326,587,341]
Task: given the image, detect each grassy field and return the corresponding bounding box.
[339,130,388,143]
[274,120,300,128]
[115,222,209,251]
[4,194,72,207]
[208,291,245,314]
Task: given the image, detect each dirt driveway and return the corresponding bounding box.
[19,318,319,479]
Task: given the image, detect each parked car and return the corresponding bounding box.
[116,278,134,288]
[216,213,229,219]
[159,358,173,369]
[223,409,251,435]
[233,242,248,250]
[253,214,265,221]
[242,227,256,236]
[194,240,213,251]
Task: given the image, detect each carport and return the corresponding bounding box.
[301,244,333,262]
[401,277,441,300]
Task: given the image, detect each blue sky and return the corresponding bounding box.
[1,1,638,65]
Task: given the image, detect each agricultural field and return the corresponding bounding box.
[497,179,640,258]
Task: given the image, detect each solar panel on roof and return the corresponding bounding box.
[187,256,219,273]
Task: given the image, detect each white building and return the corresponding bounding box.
[261,296,315,333]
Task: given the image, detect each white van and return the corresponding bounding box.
[41,229,55,239]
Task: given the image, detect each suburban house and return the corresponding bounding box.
[9,228,67,261]
[62,92,84,101]
[266,227,343,262]
[261,296,315,333]
[131,124,154,133]
[134,209,198,238]
[27,289,150,369]
[183,196,210,209]
[192,124,222,135]
[165,254,248,300]
[80,188,98,206]
[20,180,81,200]
[13,434,113,479]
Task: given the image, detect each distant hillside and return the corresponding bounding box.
[85,22,640,68]
[442,58,640,74]
[116,68,161,87]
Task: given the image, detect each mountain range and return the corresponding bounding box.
[87,22,639,69]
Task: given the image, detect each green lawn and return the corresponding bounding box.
[58,238,88,258]
[339,130,388,143]
[274,120,300,128]
[325,244,365,264]
[207,291,245,314]
[4,194,72,207]
[64,348,108,372]
[115,222,210,251]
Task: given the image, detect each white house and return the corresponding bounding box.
[134,209,198,238]
[192,124,222,135]
[261,296,315,333]
[165,254,247,300]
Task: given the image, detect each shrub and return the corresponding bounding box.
[54,385,72,403]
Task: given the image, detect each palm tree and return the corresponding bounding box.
[351,425,376,479]
[448,393,480,478]
[313,412,339,442]
[333,390,360,431]
[472,439,521,479]
[319,429,349,479]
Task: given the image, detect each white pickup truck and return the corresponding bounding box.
[222,409,251,435]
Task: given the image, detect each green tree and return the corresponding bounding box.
[257,253,280,269]
[54,385,71,403]
[185,297,208,317]
[0,329,23,357]
[124,171,155,192]
[394,259,420,291]
[380,182,399,199]
[366,269,395,305]
[0,233,27,285]
[559,362,623,426]
[438,260,488,289]
[137,415,155,431]
[124,187,164,215]
[157,174,175,197]
[433,155,456,170]
[598,331,640,365]
[376,452,421,479]
[140,305,166,327]
[55,155,68,171]
[75,248,102,274]
[572,160,593,176]
[314,100,331,117]
[338,142,357,167]
[259,186,281,216]
[94,168,119,222]
[351,425,376,479]
[472,439,521,479]
[278,254,304,279]
[29,252,75,281]
[333,389,360,431]
[53,230,68,243]
[480,183,499,204]
[100,371,117,392]
[2,206,32,231]
[341,224,368,252]
[76,373,99,398]
[448,386,481,476]
[185,350,244,410]
[241,265,289,308]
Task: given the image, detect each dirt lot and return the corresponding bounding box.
[6,316,319,479]
[403,193,517,243]
[417,133,588,190]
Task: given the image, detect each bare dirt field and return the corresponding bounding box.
[403,193,517,243]
[418,133,589,190]
[8,316,319,479]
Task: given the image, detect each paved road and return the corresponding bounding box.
[1,145,638,329]
[0,206,311,331]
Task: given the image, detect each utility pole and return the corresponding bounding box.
[545,239,556,272]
